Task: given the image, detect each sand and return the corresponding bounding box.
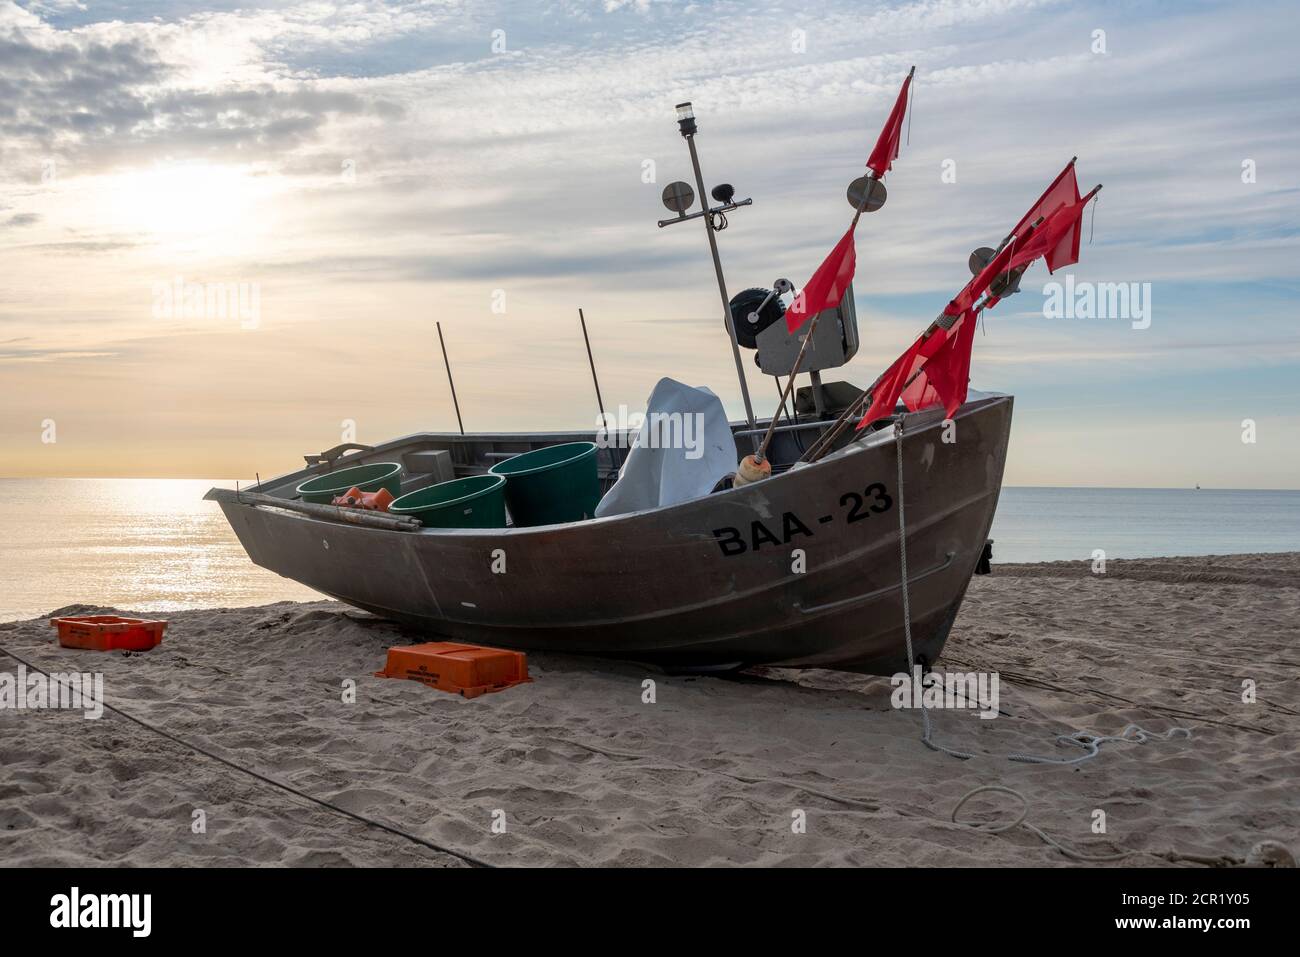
[1,553,1297,867]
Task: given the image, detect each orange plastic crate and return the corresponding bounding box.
[51,615,166,652]
[374,641,531,698]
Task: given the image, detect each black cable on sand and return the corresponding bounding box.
[0,646,494,869]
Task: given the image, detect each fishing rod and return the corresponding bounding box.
[578,307,623,471]
[436,321,465,436]
[577,308,605,421]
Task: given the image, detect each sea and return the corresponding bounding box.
[1,479,1298,622]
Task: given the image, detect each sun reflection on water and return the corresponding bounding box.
[1,479,321,621]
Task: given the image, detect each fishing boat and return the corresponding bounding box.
[208,392,1010,675]
[208,71,1098,676]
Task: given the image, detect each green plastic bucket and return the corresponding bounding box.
[389,475,507,529]
[488,441,599,527]
[296,462,402,505]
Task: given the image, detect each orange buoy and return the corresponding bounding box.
[331,485,395,511]
[732,454,772,487]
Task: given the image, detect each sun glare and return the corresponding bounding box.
[104,163,269,240]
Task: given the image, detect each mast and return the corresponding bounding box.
[658,102,758,450]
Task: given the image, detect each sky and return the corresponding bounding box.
[0,0,1297,487]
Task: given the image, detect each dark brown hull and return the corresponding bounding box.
[214,395,1012,674]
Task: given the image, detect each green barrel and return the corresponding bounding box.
[296,462,403,504]
[488,441,599,527]
[389,475,507,529]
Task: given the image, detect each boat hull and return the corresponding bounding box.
[217,395,1012,674]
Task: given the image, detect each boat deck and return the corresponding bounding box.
[248,413,865,507]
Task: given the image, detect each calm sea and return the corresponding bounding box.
[1,479,1298,622]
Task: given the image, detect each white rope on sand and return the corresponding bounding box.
[893,419,977,761]
[891,419,1196,862]
[892,418,1191,764]
[951,785,1131,862]
[1008,724,1192,765]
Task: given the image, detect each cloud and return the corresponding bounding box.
[0,1,404,178]
[0,0,1297,485]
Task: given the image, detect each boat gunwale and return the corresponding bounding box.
[209,394,1011,536]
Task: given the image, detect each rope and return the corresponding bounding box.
[951,785,1131,862]
[0,646,494,868]
[891,417,1192,764]
[892,420,1207,862]
[894,420,974,759]
[1008,723,1192,765]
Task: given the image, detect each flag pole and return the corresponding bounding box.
[799,183,1101,464]
[754,82,907,461]
[754,66,914,464]
[753,189,873,464]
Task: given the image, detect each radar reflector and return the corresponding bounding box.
[846,176,887,213]
[661,181,695,214]
[968,246,996,275]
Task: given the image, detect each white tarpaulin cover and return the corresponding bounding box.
[594,377,738,518]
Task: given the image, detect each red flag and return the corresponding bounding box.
[898,319,957,412]
[904,310,977,416]
[910,307,980,417]
[852,164,1098,434]
[858,305,983,431]
[785,225,857,332]
[900,369,940,413]
[945,241,1015,316]
[857,335,925,429]
[1009,160,1080,241]
[866,68,914,179]
[942,165,1086,316]
[1007,187,1097,274]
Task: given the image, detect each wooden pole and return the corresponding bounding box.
[205,487,422,532]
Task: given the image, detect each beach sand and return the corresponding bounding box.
[1,553,1296,867]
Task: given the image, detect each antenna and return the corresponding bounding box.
[656,101,758,448]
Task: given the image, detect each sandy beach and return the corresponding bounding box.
[1,552,1296,868]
